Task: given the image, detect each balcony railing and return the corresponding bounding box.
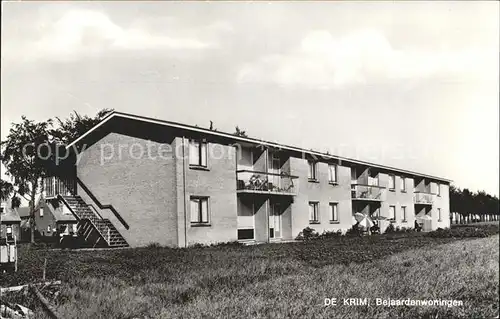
[351,184,385,201]
[44,176,76,198]
[236,170,298,195]
[413,191,434,204]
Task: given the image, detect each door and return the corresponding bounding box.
[269,152,281,191]
[269,202,282,239]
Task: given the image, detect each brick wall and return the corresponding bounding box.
[174,137,238,246]
[77,132,179,247]
[378,173,417,232]
[290,158,353,237]
[34,201,60,237]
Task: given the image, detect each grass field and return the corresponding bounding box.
[2,224,499,318]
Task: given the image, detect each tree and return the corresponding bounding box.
[233,126,248,138]
[1,117,53,243]
[10,196,21,209]
[449,185,462,223]
[1,179,21,209]
[51,109,113,145]
[1,179,14,202]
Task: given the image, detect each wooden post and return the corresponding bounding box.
[14,235,17,272]
[42,258,47,281]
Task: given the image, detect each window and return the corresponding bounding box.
[438,208,442,221]
[189,140,207,167]
[400,177,406,192]
[39,208,44,217]
[388,175,395,190]
[308,161,318,181]
[329,203,338,222]
[328,164,338,184]
[190,197,209,224]
[47,225,51,233]
[368,170,379,186]
[401,206,407,222]
[6,226,12,235]
[309,202,319,223]
[389,206,396,221]
[437,183,441,196]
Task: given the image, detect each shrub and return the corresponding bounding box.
[384,223,396,234]
[318,229,343,239]
[427,225,499,238]
[345,225,362,237]
[296,227,319,241]
[146,242,162,249]
[209,241,244,248]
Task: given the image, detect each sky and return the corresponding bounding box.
[1,1,499,196]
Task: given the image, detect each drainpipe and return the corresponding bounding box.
[182,137,188,247]
[265,148,270,243]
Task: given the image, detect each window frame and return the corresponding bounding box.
[437,208,442,221]
[308,161,318,182]
[189,139,208,169]
[401,206,407,222]
[309,201,320,224]
[329,202,339,223]
[39,208,44,217]
[388,175,396,191]
[436,183,441,196]
[190,196,211,225]
[328,164,338,184]
[400,177,406,192]
[388,205,396,221]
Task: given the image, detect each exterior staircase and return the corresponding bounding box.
[60,195,128,248]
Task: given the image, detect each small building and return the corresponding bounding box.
[34,199,78,238]
[16,207,31,223]
[1,203,21,240]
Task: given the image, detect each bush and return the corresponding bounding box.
[427,225,499,238]
[296,227,319,241]
[146,242,162,249]
[209,241,244,248]
[318,229,343,239]
[384,223,396,234]
[189,241,245,248]
[345,225,363,237]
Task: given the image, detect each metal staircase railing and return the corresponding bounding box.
[58,195,128,247]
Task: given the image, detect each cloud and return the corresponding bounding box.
[3,9,213,62]
[237,29,497,89]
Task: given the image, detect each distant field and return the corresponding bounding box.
[2,224,499,319]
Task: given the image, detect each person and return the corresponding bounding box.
[370,223,380,234]
[414,220,422,232]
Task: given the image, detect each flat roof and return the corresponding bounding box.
[67,111,452,182]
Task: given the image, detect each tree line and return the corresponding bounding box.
[449,185,499,224]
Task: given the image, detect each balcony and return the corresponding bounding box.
[413,191,434,205]
[236,170,298,196]
[351,184,385,201]
[44,176,76,198]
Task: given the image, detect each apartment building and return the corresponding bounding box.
[42,111,451,248]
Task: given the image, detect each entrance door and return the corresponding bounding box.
[269,202,282,239]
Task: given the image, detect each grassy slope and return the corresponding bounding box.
[4,233,497,319]
[52,236,498,319]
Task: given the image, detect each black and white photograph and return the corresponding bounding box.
[0,1,499,318]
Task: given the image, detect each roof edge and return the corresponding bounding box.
[66,111,453,183]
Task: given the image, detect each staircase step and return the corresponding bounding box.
[62,195,129,248]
